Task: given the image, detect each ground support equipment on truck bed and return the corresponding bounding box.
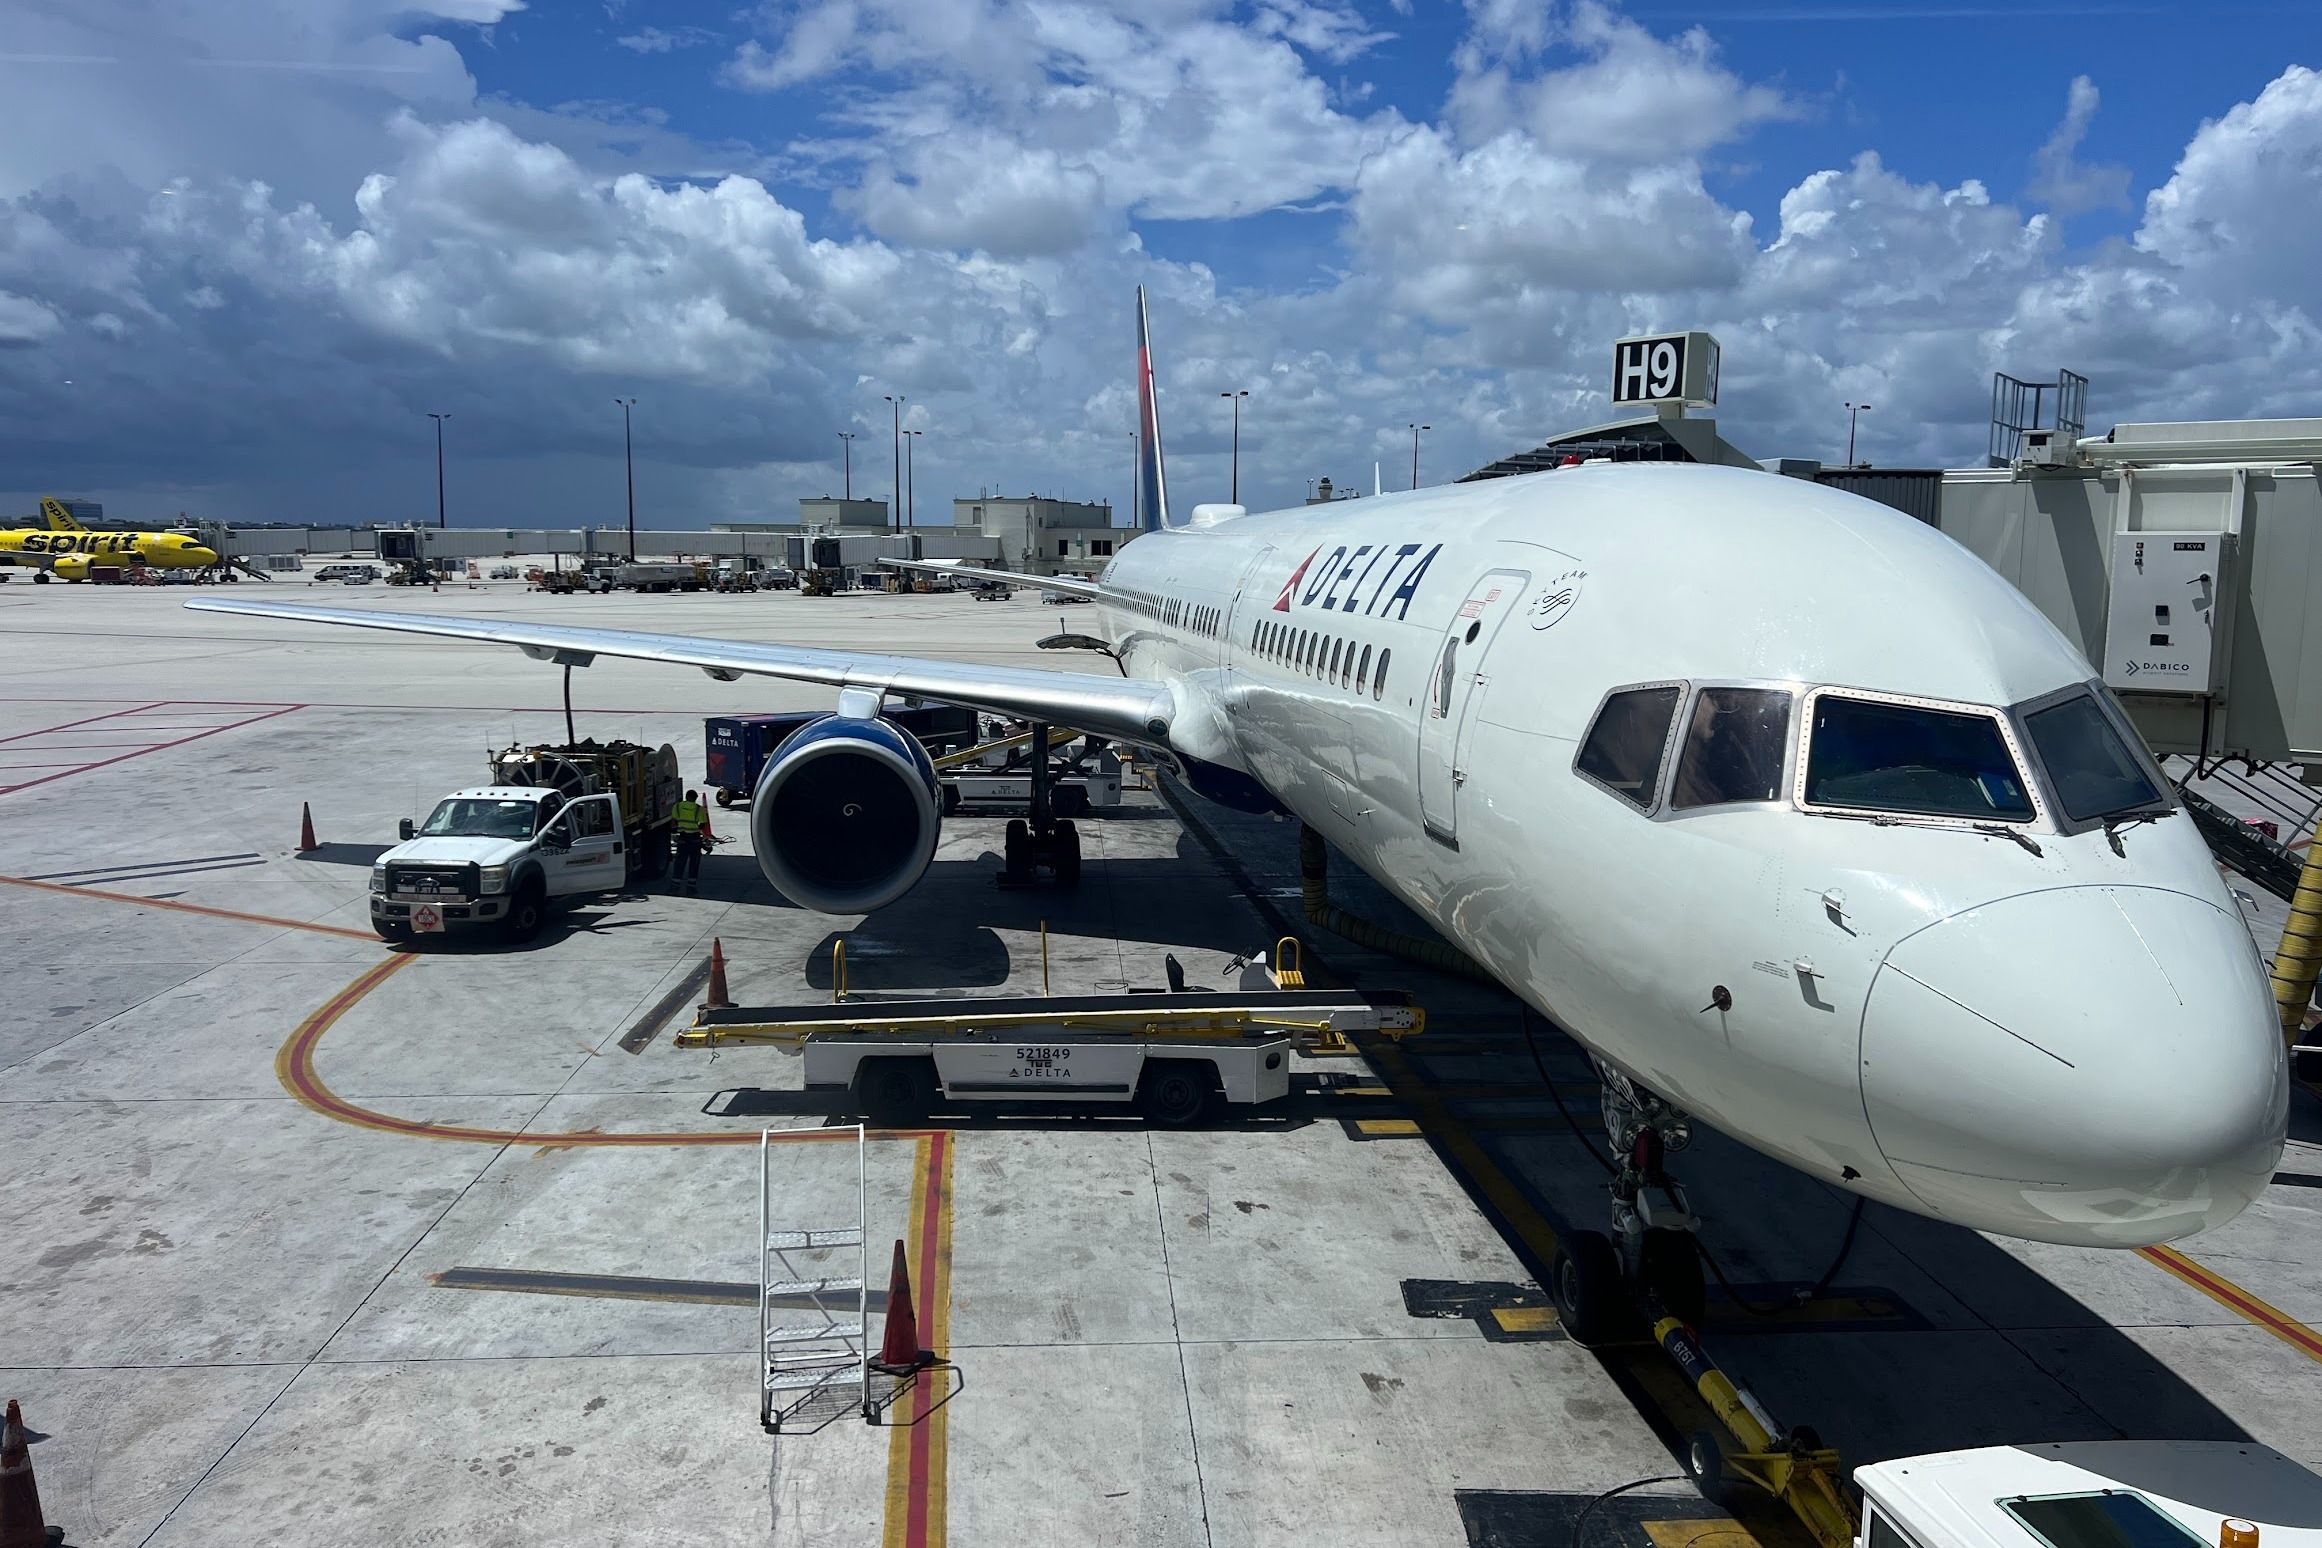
[490,736,681,879]
[705,706,982,807]
[676,951,1422,1125]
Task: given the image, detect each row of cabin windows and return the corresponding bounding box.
[1250,617,1391,699]
[1108,587,1216,637]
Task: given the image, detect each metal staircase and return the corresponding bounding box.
[757,1125,868,1434]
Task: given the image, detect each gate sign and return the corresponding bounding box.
[1611,331,1720,408]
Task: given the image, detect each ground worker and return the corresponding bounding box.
[673,788,711,895]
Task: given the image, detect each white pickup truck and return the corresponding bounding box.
[370,786,627,942]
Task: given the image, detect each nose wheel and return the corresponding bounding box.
[1551,1067,1708,1342]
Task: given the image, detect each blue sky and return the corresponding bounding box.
[0,1,2317,525]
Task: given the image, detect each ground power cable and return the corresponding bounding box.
[1518,1005,1868,1317]
[1568,1474,1693,1548]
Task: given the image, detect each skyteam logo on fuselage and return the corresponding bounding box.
[1274,541,1441,621]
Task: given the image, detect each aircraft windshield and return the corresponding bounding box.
[2023,693,2166,822]
[1804,694,2035,822]
[418,798,539,839]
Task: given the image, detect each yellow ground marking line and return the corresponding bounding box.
[278,954,933,1148]
[884,1132,954,1548]
[2138,1244,2322,1364]
[1643,1517,1762,1548]
[0,868,378,940]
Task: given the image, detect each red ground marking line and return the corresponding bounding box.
[904,1128,951,1548]
[2138,1244,2322,1364]
[0,870,380,940]
[0,703,165,745]
[0,703,305,795]
[277,954,941,1149]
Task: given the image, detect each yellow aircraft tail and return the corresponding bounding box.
[41,498,84,532]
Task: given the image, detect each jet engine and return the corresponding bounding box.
[49,555,90,582]
[750,714,941,913]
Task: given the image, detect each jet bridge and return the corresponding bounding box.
[1935,418,2322,767]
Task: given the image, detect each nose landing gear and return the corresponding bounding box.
[1551,1066,1706,1342]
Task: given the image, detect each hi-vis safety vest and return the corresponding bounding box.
[674,800,706,835]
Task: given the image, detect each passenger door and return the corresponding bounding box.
[1417,569,1530,845]
[537,794,624,897]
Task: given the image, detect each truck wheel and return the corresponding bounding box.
[856,1058,935,1126]
[715,789,735,809]
[503,879,547,942]
[1136,1060,1211,1127]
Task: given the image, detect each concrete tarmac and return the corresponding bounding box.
[2,578,2317,1548]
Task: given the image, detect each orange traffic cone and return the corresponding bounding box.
[701,938,734,1013]
[0,1399,51,1548]
[872,1240,934,1375]
[297,801,317,853]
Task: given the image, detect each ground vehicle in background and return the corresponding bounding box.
[372,786,627,942]
[712,559,759,592]
[487,737,682,876]
[760,567,798,590]
[489,565,519,580]
[313,564,377,583]
[971,581,1011,601]
[1042,591,1091,604]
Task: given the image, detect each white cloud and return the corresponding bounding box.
[0,290,62,346]
[616,26,718,54]
[2028,75,2132,215]
[2138,64,2322,319]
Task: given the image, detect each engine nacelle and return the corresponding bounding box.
[50,555,90,582]
[750,714,941,913]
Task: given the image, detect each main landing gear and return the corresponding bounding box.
[1552,1065,1706,1343]
[998,720,1083,889]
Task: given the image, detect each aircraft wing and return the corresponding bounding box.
[885,558,1103,599]
[182,598,1174,744]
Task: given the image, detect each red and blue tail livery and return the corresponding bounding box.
[1136,285,1170,533]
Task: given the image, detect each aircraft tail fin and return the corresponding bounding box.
[41,497,83,532]
[1136,286,1171,532]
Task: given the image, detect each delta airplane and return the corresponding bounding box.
[189,291,2287,1303]
[1,498,219,579]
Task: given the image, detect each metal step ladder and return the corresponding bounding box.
[757,1124,868,1434]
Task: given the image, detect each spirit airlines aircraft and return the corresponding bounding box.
[1,498,220,579]
[190,291,2287,1280]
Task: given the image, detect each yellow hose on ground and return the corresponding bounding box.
[1298,825,1495,982]
[2268,813,2322,1039]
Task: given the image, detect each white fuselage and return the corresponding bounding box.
[1091,463,2288,1248]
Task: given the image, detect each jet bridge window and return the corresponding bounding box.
[1575,685,1682,811]
[1671,688,1793,809]
[2023,693,2165,823]
[1804,694,2034,822]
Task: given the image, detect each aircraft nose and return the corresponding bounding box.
[1862,886,2286,1246]
[188,546,219,566]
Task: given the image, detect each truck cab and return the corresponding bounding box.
[1856,1442,2322,1548]
[370,785,626,942]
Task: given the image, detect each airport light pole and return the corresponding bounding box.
[1219,389,1248,504]
[614,398,638,561]
[1409,422,1431,491]
[883,394,905,534]
[1845,401,1872,467]
[904,428,923,528]
[838,431,857,500]
[427,412,450,528]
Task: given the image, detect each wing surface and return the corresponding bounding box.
[183,598,1173,743]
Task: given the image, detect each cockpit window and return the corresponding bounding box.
[1671,688,1792,809]
[1804,694,2035,822]
[2023,693,2165,822]
[1576,685,1682,811]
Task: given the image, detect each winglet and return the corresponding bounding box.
[1137,286,1170,533]
[41,497,82,532]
